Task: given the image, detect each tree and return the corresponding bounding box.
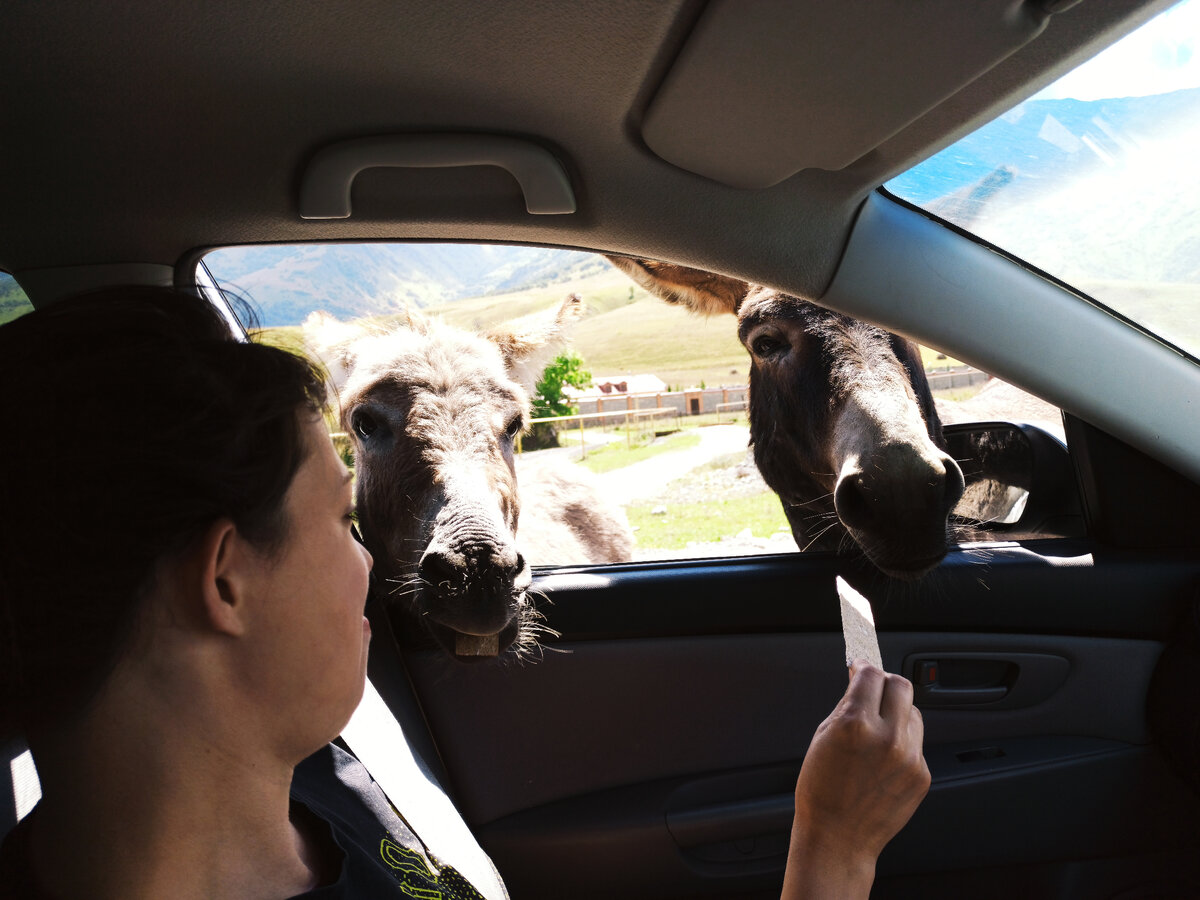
[527,351,592,449]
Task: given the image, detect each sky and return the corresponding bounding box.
[1034,0,1200,101]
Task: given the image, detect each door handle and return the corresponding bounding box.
[920,682,1009,705]
[906,652,1069,710]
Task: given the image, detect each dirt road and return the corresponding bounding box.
[592,424,752,506]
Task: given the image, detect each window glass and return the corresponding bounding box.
[204,243,1065,568]
[0,272,32,324]
[886,0,1200,359]
[204,244,769,565]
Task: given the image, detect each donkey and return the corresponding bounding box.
[607,256,965,580]
[306,294,633,659]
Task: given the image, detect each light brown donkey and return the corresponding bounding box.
[306,295,633,659]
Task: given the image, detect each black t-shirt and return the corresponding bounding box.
[0,743,505,899]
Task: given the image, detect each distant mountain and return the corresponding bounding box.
[889,87,1200,208]
[204,243,607,326]
[889,87,1200,286]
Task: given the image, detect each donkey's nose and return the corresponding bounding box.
[835,453,964,534]
[419,543,523,587]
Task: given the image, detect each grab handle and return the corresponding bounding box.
[299,134,577,219]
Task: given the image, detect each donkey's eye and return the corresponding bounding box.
[751,334,787,357]
[504,416,523,441]
[351,410,379,439]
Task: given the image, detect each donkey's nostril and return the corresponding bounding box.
[835,474,876,532]
[501,551,526,578]
[419,552,460,586]
[941,455,966,515]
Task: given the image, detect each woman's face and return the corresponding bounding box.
[241,413,374,758]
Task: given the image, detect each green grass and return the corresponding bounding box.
[576,430,701,474]
[933,385,984,403]
[920,346,966,369]
[627,492,790,549]
[1074,280,1200,358]
[571,295,749,390]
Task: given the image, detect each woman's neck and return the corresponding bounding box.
[26,673,325,900]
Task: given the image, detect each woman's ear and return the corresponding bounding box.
[196,518,253,637]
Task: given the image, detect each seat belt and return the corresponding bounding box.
[341,679,508,900]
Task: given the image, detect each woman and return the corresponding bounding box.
[0,286,927,898]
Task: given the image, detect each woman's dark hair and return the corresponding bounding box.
[0,285,328,732]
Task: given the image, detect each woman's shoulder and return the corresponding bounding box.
[289,743,494,900]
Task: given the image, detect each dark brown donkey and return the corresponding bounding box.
[608,256,965,580]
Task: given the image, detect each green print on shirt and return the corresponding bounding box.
[379,837,487,900]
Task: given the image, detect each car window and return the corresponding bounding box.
[203,244,772,564]
[202,244,1070,567]
[0,273,32,324]
[886,0,1200,361]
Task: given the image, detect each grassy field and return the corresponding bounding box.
[425,266,752,389]
[627,490,790,548]
[1075,280,1200,358]
[423,264,975,386]
[576,430,701,473]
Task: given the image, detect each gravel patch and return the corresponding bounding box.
[644,447,770,505]
[629,444,799,561]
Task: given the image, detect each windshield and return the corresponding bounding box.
[886,0,1200,359]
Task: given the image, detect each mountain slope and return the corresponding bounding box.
[205,243,606,326]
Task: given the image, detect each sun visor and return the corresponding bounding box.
[641,0,1052,188]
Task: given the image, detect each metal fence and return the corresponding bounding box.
[519,407,681,456]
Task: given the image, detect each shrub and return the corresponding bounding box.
[527,351,591,449]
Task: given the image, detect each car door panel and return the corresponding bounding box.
[405,628,1164,824]
[472,742,1193,899]
[393,541,1200,898]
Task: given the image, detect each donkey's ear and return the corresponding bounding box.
[605,255,751,316]
[302,310,370,394]
[484,293,585,389]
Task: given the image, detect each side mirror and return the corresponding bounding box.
[943,421,1083,539]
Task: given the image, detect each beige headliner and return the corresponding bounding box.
[8,0,1197,480]
[0,0,1171,301]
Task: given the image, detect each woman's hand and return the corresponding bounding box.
[781,661,930,899]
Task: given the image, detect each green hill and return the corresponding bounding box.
[424,265,750,389]
[270,259,964,390]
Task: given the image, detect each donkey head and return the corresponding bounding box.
[607,256,964,579]
[306,295,583,657]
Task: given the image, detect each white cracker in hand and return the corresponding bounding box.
[836,576,882,670]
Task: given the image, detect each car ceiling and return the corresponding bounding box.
[0,0,1174,300]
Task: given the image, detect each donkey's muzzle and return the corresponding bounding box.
[834,449,965,578]
[418,543,530,651]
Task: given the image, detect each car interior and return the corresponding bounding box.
[4,1,1200,897]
